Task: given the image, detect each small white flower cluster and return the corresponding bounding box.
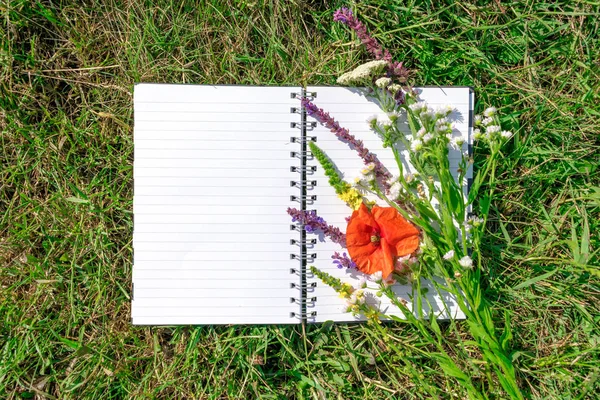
[411,138,423,152]
[366,114,394,132]
[443,250,474,270]
[346,289,366,307]
[459,256,473,268]
[370,271,383,283]
[394,254,418,273]
[387,111,400,122]
[483,106,497,117]
[366,114,378,128]
[404,173,417,184]
[408,101,428,113]
[443,250,455,260]
[474,107,512,142]
[353,163,376,187]
[434,118,452,135]
[408,101,457,152]
[337,60,389,85]
[357,276,368,289]
[388,84,402,94]
[463,215,484,233]
[388,176,403,200]
[449,135,465,150]
[467,215,484,227]
[435,105,454,119]
[375,77,392,89]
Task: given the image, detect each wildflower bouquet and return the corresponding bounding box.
[288,7,522,398]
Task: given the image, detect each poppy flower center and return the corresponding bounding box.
[370,232,381,244]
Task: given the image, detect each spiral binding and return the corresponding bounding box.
[289,88,318,322]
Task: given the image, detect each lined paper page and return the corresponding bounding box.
[132,84,302,325]
[305,86,471,323]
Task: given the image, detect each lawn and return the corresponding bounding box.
[1,0,599,398]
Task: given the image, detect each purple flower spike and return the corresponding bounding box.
[333,8,391,61]
[390,61,410,83]
[334,8,410,81]
[301,98,392,191]
[332,252,357,269]
[287,208,346,247]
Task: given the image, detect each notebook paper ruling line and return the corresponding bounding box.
[133,85,304,325]
[132,84,472,325]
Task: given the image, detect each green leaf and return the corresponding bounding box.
[65,196,89,204]
[512,269,557,291]
[500,310,513,353]
[59,337,81,351]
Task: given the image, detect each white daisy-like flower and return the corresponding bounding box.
[422,133,434,144]
[486,125,501,134]
[468,215,484,227]
[473,128,483,141]
[346,290,366,306]
[411,139,423,152]
[416,127,426,137]
[366,114,378,127]
[387,111,399,122]
[449,136,465,150]
[501,130,513,139]
[370,271,383,283]
[353,175,370,188]
[420,109,436,122]
[463,221,472,233]
[360,163,375,176]
[357,276,367,289]
[388,181,402,200]
[459,256,473,268]
[482,117,494,126]
[441,105,454,116]
[443,250,455,260]
[381,119,393,130]
[409,101,427,113]
[404,173,415,183]
[435,121,452,134]
[375,77,392,88]
[435,105,453,118]
[474,115,482,126]
[483,106,497,117]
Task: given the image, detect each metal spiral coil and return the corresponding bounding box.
[289,89,318,321]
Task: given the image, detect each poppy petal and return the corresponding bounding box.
[353,247,386,275]
[372,206,420,256]
[346,204,421,277]
[347,203,379,258]
[380,238,395,278]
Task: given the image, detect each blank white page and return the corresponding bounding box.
[305,86,472,323]
[132,84,302,325]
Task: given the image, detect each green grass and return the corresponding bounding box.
[1,0,599,398]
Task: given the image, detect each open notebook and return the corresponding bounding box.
[132,84,474,325]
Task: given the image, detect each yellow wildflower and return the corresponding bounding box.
[338,188,363,210]
[338,283,355,299]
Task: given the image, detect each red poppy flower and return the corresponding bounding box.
[346,203,420,278]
